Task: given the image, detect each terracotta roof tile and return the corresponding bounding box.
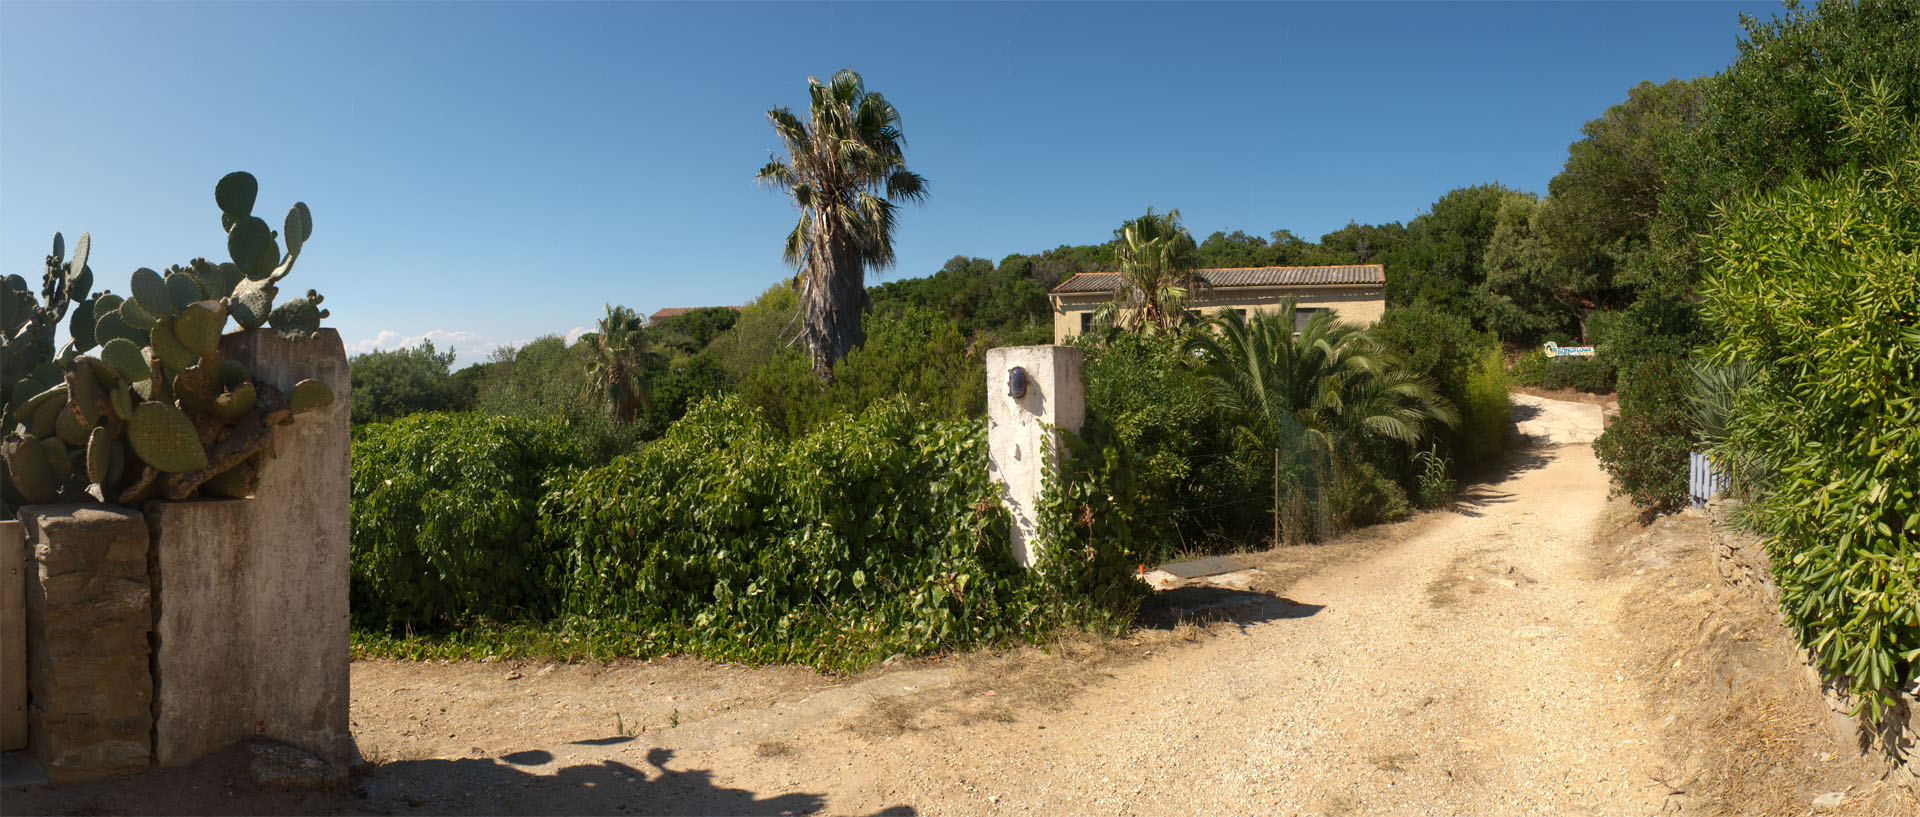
[1050,265,1385,295]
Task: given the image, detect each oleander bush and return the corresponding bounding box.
[1698,87,1919,716]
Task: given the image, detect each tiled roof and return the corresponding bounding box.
[1050,265,1385,295]
[647,305,742,324]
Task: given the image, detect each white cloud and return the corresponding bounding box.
[563,325,591,346]
[350,329,500,364]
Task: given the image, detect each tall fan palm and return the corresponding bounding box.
[580,304,650,425]
[1096,208,1200,333]
[1184,302,1458,542]
[758,69,928,380]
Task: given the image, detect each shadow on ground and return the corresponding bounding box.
[1136,587,1324,630]
[4,745,915,817]
[360,747,913,816]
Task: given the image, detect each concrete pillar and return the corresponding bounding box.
[985,345,1085,568]
[2,519,25,751]
[140,327,351,772]
[19,504,152,782]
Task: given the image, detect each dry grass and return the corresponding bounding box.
[1598,502,1910,816]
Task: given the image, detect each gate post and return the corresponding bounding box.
[986,346,1084,568]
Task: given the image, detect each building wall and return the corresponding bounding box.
[1051,285,1386,343]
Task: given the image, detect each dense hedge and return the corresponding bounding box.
[1373,305,1511,473]
[350,413,585,631]
[1593,360,1693,510]
[1699,101,1918,715]
[536,395,1135,670]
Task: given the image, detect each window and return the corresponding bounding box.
[1080,312,1093,333]
[1294,307,1322,332]
[1236,309,1248,320]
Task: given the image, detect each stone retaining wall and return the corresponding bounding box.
[1704,501,1917,790]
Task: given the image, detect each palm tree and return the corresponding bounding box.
[758,69,928,381]
[1096,208,1200,333]
[1184,301,1457,542]
[580,304,650,425]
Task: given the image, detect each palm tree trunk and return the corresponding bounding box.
[799,233,868,382]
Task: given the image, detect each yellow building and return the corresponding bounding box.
[1047,264,1388,342]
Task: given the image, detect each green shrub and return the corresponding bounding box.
[1327,462,1410,529]
[538,394,1126,670]
[1457,347,1512,472]
[1700,95,1918,716]
[1411,447,1456,509]
[350,413,586,632]
[1593,360,1693,510]
[1539,356,1616,393]
[1376,306,1509,474]
[1509,348,1549,386]
[1075,331,1261,554]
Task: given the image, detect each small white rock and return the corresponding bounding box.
[1811,791,1846,811]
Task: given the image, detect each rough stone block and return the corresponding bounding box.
[137,327,351,773]
[19,504,151,782]
[2,519,25,751]
[985,345,1085,568]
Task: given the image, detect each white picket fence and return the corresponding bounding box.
[1688,451,1726,507]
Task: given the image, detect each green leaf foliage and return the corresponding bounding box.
[1593,359,1694,511]
[538,395,1127,671]
[350,413,586,632]
[1698,90,1919,716]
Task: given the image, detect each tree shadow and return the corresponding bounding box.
[358,747,917,816]
[1508,402,1543,423]
[0,745,915,817]
[1135,586,1325,630]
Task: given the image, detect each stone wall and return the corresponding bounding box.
[985,346,1084,568]
[19,505,152,782]
[2,519,24,751]
[1705,501,1917,787]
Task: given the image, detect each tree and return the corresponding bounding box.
[348,340,461,425]
[1098,208,1200,333]
[1653,0,1919,290]
[580,304,651,425]
[1384,184,1514,311]
[1546,78,1707,297]
[758,69,928,380]
[1184,304,1457,541]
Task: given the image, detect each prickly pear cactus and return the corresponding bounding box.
[3,171,334,514]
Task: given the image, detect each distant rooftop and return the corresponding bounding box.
[647,305,742,324]
[1050,265,1386,295]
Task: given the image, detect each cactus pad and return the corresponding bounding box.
[130,267,174,318]
[215,171,257,218]
[227,287,274,330]
[109,385,134,422]
[269,291,328,342]
[101,338,149,383]
[5,438,57,503]
[287,379,334,414]
[39,436,71,482]
[215,383,257,420]
[284,203,312,257]
[128,402,208,473]
[54,408,90,446]
[218,359,250,388]
[166,271,205,313]
[174,301,228,357]
[227,216,277,275]
[118,296,161,330]
[85,426,110,484]
[95,306,143,346]
[149,316,198,372]
[68,297,97,349]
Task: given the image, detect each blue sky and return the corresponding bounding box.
[3,1,1780,364]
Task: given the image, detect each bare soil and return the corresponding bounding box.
[8,397,1911,816]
